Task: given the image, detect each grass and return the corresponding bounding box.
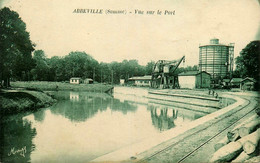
[11,81,114,93]
[0,90,55,115]
[1,81,113,115]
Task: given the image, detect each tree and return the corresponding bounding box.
[145,61,155,75]
[47,56,63,81]
[235,40,260,89]
[64,51,98,80]
[31,50,50,81]
[110,61,121,84]
[99,62,111,83]
[0,7,34,87]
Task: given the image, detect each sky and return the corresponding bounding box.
[1,0,260,66]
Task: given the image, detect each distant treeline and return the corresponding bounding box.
[21,50,198,84]
[2,7,258,88]
[0,7,198,87]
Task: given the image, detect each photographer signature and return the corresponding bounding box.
[8,146,26,157]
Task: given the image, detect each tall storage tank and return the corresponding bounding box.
[199,39,234,80]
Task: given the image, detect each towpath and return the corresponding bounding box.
[91,90,258,163]
[136,91,259,163]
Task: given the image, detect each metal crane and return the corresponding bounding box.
[151,56,185,89]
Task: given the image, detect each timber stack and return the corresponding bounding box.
[210,107,260,162]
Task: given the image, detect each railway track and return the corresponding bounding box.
[137,96,257,163]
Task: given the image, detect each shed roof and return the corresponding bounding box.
[241,77,256,83]
[178,71,210,76]
[84,78,93,81]
[178,71,198,76]
[129,75,152,80]
[231,78,243,83]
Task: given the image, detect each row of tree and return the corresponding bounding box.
[234,40,260,80]
[29,50,155,83]
[234,40,260,90]
[0,7,259,88]
[0,7,153,86]
[0,7,196,86]
[29,50,198,84]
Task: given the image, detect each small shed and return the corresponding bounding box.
[178,71,211,89]
[84,78,93,84]
[230,78,242,88]
[70,77,82,84]
[241,77,256,90]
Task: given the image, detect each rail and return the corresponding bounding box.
[137,96,255,163]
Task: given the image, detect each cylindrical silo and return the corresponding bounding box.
[199,39,234,80]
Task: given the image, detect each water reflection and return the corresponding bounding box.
[33,109,45,122]
[1,91,207,162]
[148,104,205,132]
[70,92,79,101]
[0,116,36,163]
[149,105,177,131]
[50,91,138,122]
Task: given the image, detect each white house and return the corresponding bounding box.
[70,77,82,84]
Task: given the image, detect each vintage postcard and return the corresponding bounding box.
[0,0,259,162]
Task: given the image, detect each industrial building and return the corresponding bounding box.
[178,71,211,89]
[199,39,234,81]
[128,75,152,86]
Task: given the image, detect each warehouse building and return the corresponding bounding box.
[128,75,152,86]
[178,71,211,89]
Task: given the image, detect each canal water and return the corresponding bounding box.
[0,89,207,163]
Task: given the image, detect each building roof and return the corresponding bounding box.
[178,71,198,76]
[241,77,256,83]
[178,71,210,76]
[70,77,81,80]
[231,78,243,83]
[222,79,230,82]
[84,78,93,81]
[129,75,152,80]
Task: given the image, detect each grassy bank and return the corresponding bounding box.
[11,81,114,93]
[0,89,55,115]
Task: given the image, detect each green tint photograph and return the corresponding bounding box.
[0,0,259,162]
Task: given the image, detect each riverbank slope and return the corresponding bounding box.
[0,89,55,115]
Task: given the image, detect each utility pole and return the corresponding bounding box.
[111,69,113,85]
[93,67,95,81]
[100,69,102,83]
